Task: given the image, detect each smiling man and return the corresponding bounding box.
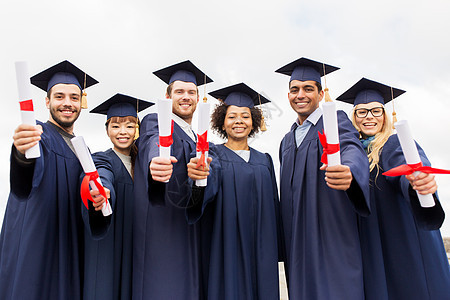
[276,57,370,300]
[0,60,98,300]
[133,60,213,299]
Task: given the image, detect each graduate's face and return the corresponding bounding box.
[223,105,252,141]
[354,102,385,137]
[167,80,199,124]
[107,117,136,155]
[46,83,82,132]
[288,80,324,124]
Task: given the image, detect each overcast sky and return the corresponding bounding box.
[1,0,450,236]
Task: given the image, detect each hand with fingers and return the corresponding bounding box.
[13,124,43,155]
[405,172,437,195]
[320,164,353,191]
[150,156,178,182]
[90,187,111,211]
[187,157,212,181]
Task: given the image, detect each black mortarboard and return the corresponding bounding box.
[30,60,98,92]
[336,78,406,106]
[275,57,339,84]
[153,60,213,86]
[90,93,154,120]
[209,83,270,108]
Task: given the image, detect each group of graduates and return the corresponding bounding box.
[0,56,449,300]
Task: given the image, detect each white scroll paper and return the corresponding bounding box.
[15,61,40,159]
[395,120,435,208]
[196,102,210,187]
[157,98,173,158]
[71,136,113,216]
[322,102,341,166]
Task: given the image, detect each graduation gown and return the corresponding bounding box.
[82,148,133,300]
[188,144,281,300]
[359,134,450,300]
[0,121,84,300]
[279,111,370,300]
[133,113,204,300]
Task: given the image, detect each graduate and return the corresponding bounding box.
[83,94,154,300]
[187,83,281,300]
[0,60,98,299]
[337,78,450,300]
[276,57,370,299]
[133,60,213,299]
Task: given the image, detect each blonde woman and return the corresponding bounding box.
[338,78,450,300]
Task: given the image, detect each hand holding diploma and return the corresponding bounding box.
[383,120,450,207]
[72,136,113,216]
[15,61,40,159]
[320,102,341,166]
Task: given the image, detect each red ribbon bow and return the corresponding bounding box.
[318,130,340,164]
[382,162,450,177]
[80,171,108,209]
[19,99,34,111]
[196,131,209,169]
[159,120,174,147]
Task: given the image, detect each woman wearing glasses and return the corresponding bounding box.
[337,78,450,300]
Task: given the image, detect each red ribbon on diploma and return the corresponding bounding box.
[196,131,209,169]
[19,99,34,111]
[159,120,174,147]
[318,130,340,164]
[382,162,450,177]
[80,171,108,209]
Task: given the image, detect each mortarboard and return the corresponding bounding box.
[30,60,98,92]
[209,83,270,108]
[90,93,154,120]
[336,78,406,106]
[275,57,339,84]
[153,60,213,86]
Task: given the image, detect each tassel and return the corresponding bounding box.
[81,91,88,109]
[134,123,140,140]
[260,115,267,132]
[392,111,397,130]
[324,87,333,103]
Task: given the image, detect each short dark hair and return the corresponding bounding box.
[211,101,262,139]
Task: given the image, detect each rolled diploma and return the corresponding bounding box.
[157,98,173,158]
[395,120,435,207]
[71,136,113,216]
[196,102,210,187]
[322,102,341,166]
[15,61,40,159]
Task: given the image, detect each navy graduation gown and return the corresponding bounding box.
[188,144,281,300]
[359,134,450,300]
[279,111,370,300]
[133,113,204,300]
[82,149,133,300]
[0,121,84,300]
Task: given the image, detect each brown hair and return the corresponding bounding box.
[105,116,139,179]
[166,81,199,98]
[211,101,262,139]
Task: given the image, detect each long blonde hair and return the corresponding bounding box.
[351,104,393,173]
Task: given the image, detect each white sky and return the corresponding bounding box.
[1,0,450,236]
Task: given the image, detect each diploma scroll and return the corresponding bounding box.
[157,98,173,158]
[15,61,40,159]
[395,120,435,207]
[71,136,113,216]
[322,102,341,166]
[196,102,210,187]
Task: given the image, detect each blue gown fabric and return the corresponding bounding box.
[279,111,370,300]
[187,144,281,300]
[0,121,84,300]
[359,134,450,300]
[132,113,204,300]
[82,148,134,300]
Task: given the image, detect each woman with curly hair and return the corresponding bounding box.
[85,94,153,300]
[337,78,450,300]
[187,83,282,300]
